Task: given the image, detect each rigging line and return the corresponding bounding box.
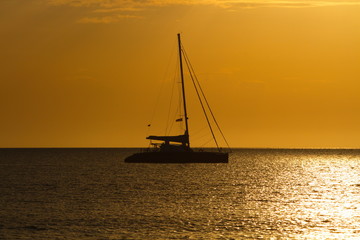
[165,65,178,136]
[191,125,208,138]
[181,46,232,152]
[193,133,213,146]
[167,59,184,135]
[199,137,214,148]
[168,94,182,135]
[169,58,184,134]
[148,41,177,132]
[167,57,184,136]
[182,48,220,151]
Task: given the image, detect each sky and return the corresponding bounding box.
[1,0,360,148]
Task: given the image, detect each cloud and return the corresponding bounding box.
[93,7,144,13]
[220,0,360,8]
[47,0,360,8]
[78,14,142,23]
[47,0,360,23]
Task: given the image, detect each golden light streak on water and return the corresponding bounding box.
[1,149,360,239]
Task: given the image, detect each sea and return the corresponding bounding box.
[1,148,360,240]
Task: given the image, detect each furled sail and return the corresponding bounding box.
[146,134,188,144]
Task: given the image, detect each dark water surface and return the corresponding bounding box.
[1,148,360,239]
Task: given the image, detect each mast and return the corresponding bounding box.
[177,33,190,148]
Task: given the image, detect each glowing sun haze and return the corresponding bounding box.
[1,0,360,148]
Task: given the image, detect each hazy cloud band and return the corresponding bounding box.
[46,0,360,23]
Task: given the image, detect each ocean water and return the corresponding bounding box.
[1,148,360,239]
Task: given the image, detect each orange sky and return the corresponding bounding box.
[1,0,360,148]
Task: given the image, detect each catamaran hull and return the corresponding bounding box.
[124,151,228,163]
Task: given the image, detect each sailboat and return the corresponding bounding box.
[125,34,230,163]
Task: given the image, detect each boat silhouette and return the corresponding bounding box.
[125,34,230,163]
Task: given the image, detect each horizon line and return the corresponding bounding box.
[1,147,360,150]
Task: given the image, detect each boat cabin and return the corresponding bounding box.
[147,133,190,152]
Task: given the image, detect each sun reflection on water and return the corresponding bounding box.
[226,150,360,239]
[283,153,360,238]
[3,149,360,239]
